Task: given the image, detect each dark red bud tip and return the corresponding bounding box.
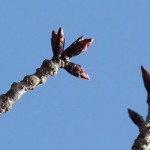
[51,27,65,58]
[64,62,90,80]
[141,66,150,94]
[63,37,94,58]
[80,70,90,80]
[52,30,56,36]
[128,108,144,128]
[83,74,90,80]
[82,38,94,51]
[58,27,64,37]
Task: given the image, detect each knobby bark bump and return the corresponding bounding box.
[128,66,150,150]
[0,27,93,114]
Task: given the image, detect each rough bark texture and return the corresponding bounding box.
[128,66,150,150]
[0,27,93,114]
[0,59,64,113]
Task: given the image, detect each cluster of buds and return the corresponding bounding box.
[0,27,93,114]
[128,66,150,149]
[51,27,94,80]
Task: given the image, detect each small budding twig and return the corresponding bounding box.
[0,28,93,114]
[128,66,150,150]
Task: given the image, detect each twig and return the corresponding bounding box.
[128,66,150,149]
[0,27,93,114]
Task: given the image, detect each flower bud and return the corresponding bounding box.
[51,27,65,58]
[141,66,150,94]
[128,108,144,128]
[63,36,93,58]
[64,62,90,80]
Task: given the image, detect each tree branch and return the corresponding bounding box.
[0,27,93,114]
[128,66,150,150]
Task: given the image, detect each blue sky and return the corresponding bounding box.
[0,0,150,149]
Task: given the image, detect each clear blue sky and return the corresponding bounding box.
[0,0,150,149]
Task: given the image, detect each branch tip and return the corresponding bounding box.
[141,66,150,94]
[0,27,93,114]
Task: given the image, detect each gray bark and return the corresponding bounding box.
[0,58,64,113]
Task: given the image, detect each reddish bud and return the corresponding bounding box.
[141,66,150,94]
[128,108,145,128]
[63,36,93,58]
[64,62,90,80]
[51,27,65,58]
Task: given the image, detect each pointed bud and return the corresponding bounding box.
[141,66,150,94]
[63,36,93,58]
[64,62,90,80]
[51,27,65,58]
[128,108,145,129]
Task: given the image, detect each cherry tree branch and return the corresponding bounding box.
[0,28,93,114]
[128,66,150,150]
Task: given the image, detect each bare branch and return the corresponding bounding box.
[0,28,93,114]
[129,66,150,149]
